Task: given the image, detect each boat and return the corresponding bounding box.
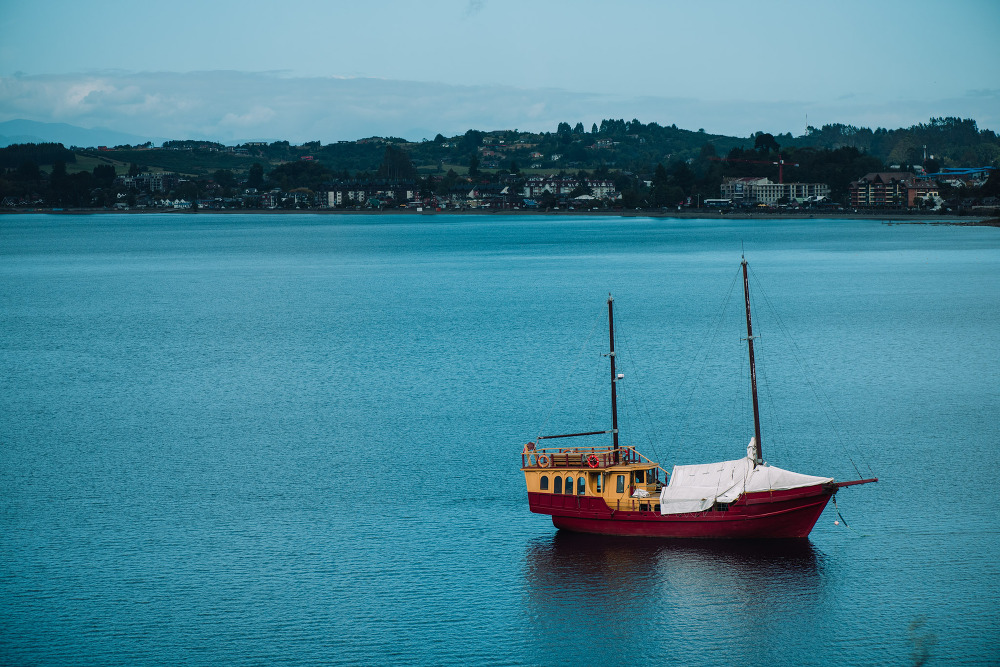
[520,258,877,538]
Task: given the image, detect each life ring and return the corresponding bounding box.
[537,454,551,468]
[587,454,600,469]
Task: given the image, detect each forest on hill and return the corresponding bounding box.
[1,116,998,209]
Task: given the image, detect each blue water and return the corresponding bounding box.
[1,213,998,666]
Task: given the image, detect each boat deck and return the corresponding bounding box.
[521,444,663,471]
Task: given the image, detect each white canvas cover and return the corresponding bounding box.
[658,439,833,515]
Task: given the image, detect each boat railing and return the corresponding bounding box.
[617,496,662,513]
[620,446,660,468]
[520,442,660,471]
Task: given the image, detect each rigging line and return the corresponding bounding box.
[832,495,869,536]
[749,268,872,478]
[615,315,652,454]
[671,269,742,452]
[582,322,606,424]
[629,371,661,454]
[721,315,744,455]
[619,371,636,449]
[748,267,872,479]
[584,346,604,424]
[535,310,603,443]
[742,288,787,457]
[733,331,747,449]
[615,309,662,459]
[624,361,659,456]
[754,334,791,462]
[668,267,743,455]
[749,266,864,476]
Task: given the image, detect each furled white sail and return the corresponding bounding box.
[659,439,833,515]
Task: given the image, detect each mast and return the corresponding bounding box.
[742,258,763,465]
[608,294,620,462]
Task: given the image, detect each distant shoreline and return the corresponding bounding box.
[2,207,998,226]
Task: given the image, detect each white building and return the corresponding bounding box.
[522,177,617,199]
[721,177,830,205]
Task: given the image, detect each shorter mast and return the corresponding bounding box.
[608,295,620,462]
[742,258,763,465]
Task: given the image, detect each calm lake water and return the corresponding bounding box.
[2,213,998,666]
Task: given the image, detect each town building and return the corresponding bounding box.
[849,172,912,208]
[321,181,417,208]
[904,179,940,207]
[522,176,617,199]
[115,172,179,193]
[720,177,830,205]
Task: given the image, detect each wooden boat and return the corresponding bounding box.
[520,258,876,538]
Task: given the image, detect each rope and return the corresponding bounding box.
[535,310,603,442]
[832,495,869,536]
[668,267,743,456]
[747,265,875,480]
[754,331,791,464]
[614,307,663,461]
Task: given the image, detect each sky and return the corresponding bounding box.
[1,0,998,143]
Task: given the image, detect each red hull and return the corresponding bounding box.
[528,484,835,539]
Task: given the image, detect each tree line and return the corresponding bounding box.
[2,117,998,208]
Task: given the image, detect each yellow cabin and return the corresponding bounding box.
[521,443,667,514]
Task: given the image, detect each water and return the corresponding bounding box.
[1,213,998,665]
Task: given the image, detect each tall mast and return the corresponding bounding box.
[742,258,763,465]
[608,294,620,461]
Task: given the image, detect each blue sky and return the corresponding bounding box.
[1,0,997,143]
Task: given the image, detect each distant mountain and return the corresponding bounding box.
[0,119,164,149]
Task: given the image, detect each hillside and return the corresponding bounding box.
[4,116,997,178]
[0,119,162,150]
[2,117,998,210]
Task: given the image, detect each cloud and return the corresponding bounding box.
[219,106,276,128]
[965,88,999,99]
[65,80,108,108]
[0,71,996,145]
[464,0,486,17]
[81,84,145,106]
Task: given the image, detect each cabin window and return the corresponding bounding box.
[577,477,585,495]
[540,476,549,491]
[596,473,602,493]
[565,477,573,495]
[554,477,563,494]
[616,475,625,494]
[635,469,645,484]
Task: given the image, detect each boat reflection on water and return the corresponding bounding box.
[522,531,827,666]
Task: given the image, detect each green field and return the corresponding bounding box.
[68,153,130,175]
[75,149,269,177]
